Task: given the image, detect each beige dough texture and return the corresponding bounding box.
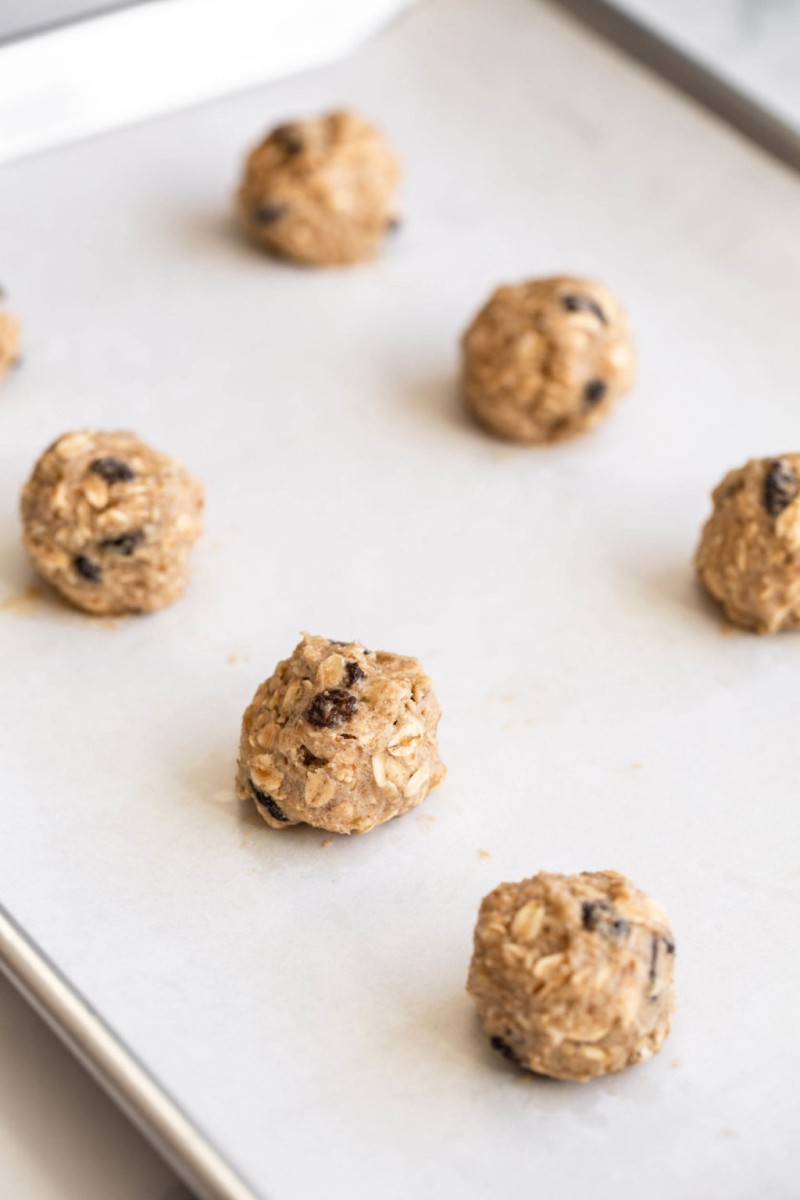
[696,455,800,633]
[0,303,21,382]
[467,870,675,1082]
[21,430,204,615]
[236,634,445,835]
[461,276,635,444]
[237,109,401,266]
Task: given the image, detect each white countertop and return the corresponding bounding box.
[618,0,800,128]
[0,973,188,1199]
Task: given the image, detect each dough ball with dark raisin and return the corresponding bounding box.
[236,634,445,835]
[237,109,401,266]
[696,455,800,633]
[0,302,21,382]
[461,276,635,444]
[21,430,204,615]
[467,870,675,1082]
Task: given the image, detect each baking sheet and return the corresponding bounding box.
[1,0,799,1197]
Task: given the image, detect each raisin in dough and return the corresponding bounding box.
[0,302,21,382]
[696,455,800,633]
[461,276,635,444]
[236,634,445,835]
[237,109,401,266]
[21,431,204,615]
[467,870,675,1082]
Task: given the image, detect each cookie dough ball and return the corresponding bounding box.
[0,302,21,382]
[21,430,204,615]
[696,455,800,633]
[467,870,675,1082]
[461,276,635,444]
[236,634,445,834]
[237,109,401,266]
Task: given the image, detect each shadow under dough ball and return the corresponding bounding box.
[467,870,675,1082]
[461,276,635,444]
[696,454,800,633]
[236,633,446,835]
[0,303,21,381]
[237,109,401,266]
[20,430,204,615]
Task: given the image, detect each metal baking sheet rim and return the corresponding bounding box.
[0,904,257,1200]
[549,0,800,174]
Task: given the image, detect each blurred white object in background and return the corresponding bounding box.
[0,0,416,165]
